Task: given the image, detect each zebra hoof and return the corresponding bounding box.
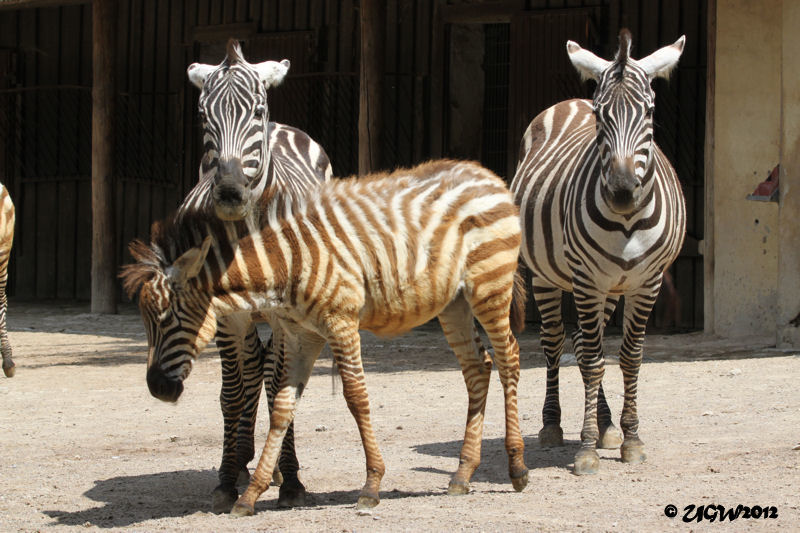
[447,480,470,495]
[230,501,255,517]
[510,469,529,492]
[621,438,647,464]
[598,424,624,449]
[356,494,380,509]
[211,485,238,514]
[277,478,307,508]
[538,425,564,448]
[573,448,600,475]
[2,363,14,377]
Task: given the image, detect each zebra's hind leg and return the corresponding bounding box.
[0,248,13,378]
[617,283,660,465]
[572,285,608,475]
[263,328,307,508]
[438,296,494,495]
[532,283,566,447]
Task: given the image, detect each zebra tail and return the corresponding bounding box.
[509,262,528,334]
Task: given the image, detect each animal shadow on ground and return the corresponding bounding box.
[412,436,579,485]
[44,469,219,528]
[43,468,432,528]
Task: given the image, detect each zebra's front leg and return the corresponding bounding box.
[572,287,608,475]
[232,326,326,517]
[597,295,623,448]
[262,329,307,508]
[618,284,659,465]
[532,284,567,448]
[571,294,623,449]
[0,268,13,378]
[211,317,263,513]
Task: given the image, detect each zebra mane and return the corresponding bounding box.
[225,38,245,66]
[611,28,633,80]
[120,238,164,299]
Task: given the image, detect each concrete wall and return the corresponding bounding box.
[777,1,800,346]
[709,0,781,337]
[709,0,800,344]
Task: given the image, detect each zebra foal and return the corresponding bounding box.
[122,159,529,515]
[167,40,331,512]
[0,183,14,378]
[510,30,686,475]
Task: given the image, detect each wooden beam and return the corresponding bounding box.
[0,0,88,10]
[358,0,385,174]
[440,0,525,24]
[91,0,116,313]
[193,22,258,43]
[703,0,716,333]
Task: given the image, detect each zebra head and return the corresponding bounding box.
[121,236,216,403]
[567,29,685,215]
[187,39,290,221]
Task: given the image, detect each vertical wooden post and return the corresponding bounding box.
[358,0,385,175]
[92,0,117,313]
[703,0,716,333]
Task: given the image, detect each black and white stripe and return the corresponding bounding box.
[175,40,332,512]
[510,29,686,475]
[0,183,14,378]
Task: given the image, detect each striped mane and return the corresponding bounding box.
[611,28,633,81]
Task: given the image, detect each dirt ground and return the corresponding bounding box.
[0,301,798,532]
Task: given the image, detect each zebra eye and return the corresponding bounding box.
[645,106,655,118]
[198,107,206,121]
[254,104,266,119]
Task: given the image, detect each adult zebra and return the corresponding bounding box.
[510,29,686,475]
[169,40,331,513]
[122,159,529,516]
[0,183,14,378]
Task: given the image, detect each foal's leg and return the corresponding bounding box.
[437,296,493,495]
[232,326,326,517]
[262,328,307,507]
[0,238,13,378]
[326,320,386,509]
[469,289,528,491]
[532,281,566,447]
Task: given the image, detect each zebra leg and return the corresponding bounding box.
[618,284,659,465]
[571,286,608,475]
[232,326,325,517]
[263,327,307,508]
[469,290,529,492]
[533,283,566,447]
[211,317,264,513]
[437,297,493,495]
[597,295,623,449]
[0,245,13,378]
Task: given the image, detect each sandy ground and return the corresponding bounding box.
[0,301,798,532]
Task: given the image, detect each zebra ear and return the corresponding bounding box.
[566,40,611,81]
[638,35,685,81]
[168,236,213,287]
[187,63,216,89]
[254,59,290,89]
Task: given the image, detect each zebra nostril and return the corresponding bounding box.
[215,185,243,205]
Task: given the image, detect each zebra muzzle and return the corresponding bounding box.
[147,365,185,403]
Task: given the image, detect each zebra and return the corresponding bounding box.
[0,183,14,378]
[121,159,530,516]
[174,39,332,513]
[509,29,686,475]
